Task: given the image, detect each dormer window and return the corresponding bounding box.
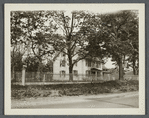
[86,60,91,67]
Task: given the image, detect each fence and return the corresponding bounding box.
[11,71,139,85]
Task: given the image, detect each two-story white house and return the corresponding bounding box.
[53,51,103,80]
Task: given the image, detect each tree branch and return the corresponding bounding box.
[62,12,69,36]
[51,16,66,35]
[72,53,88,66]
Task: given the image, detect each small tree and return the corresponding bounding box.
[11,11,26,79]
[23,56,40,72]
[43,60,53,72]
[11,45,24,80]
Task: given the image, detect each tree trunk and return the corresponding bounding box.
[133,59,136,75]
[69,65,73,81]
[68,54,73,81]
[12,66,15,80]
[119,56,124,80]
[37,60,43,81]
[133,67,136,75]
[136,68,139,75]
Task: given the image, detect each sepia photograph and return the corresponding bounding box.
[5,4,145,115]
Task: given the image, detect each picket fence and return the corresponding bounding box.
[11,71,138,84]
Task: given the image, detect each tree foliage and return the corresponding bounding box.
[89,10,138,78]
[11,11,56,73]
[11,10,139,81]
[44,11,97,81]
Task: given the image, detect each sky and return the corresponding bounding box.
[63,10,119,69]
[104,58,116,69]
[42,9,120,68]
[15,4,139,69]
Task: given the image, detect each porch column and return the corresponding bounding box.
[43,74,45,83]
[108,74,110,80]
[100,71,103,80]
[95,71,98,80]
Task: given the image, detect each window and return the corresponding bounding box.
[73,70,78,76]
[60,70,66,77]
[86,70,88,75]
[86,60,91,67]
[86,70,90,75]
[61,52,65,57]
[60,59,66,67]
[88,60,91,67]
[86,60,88,66]
[62,71,65,75]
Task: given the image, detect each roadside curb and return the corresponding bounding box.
[11,91,138,108]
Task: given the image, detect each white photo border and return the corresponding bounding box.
[4,3,145,115]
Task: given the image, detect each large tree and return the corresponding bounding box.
[11,10,139,81]
[99,10,139,79]
[11,11,55,75]
[45,11,94,81]
[79,14,107,62]
[80,10,138,79]
[11,11,94,81]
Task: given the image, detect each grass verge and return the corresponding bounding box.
[11,80,139,99]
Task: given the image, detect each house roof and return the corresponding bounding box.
[85,56,102,62]
[52,46,102,63]
[91,68,102,71]
[52,46,82,62]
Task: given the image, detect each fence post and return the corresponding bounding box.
[43,74,45,84]
[108,74,110,81]
[100,71,103,80]
[22,65,27,86]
